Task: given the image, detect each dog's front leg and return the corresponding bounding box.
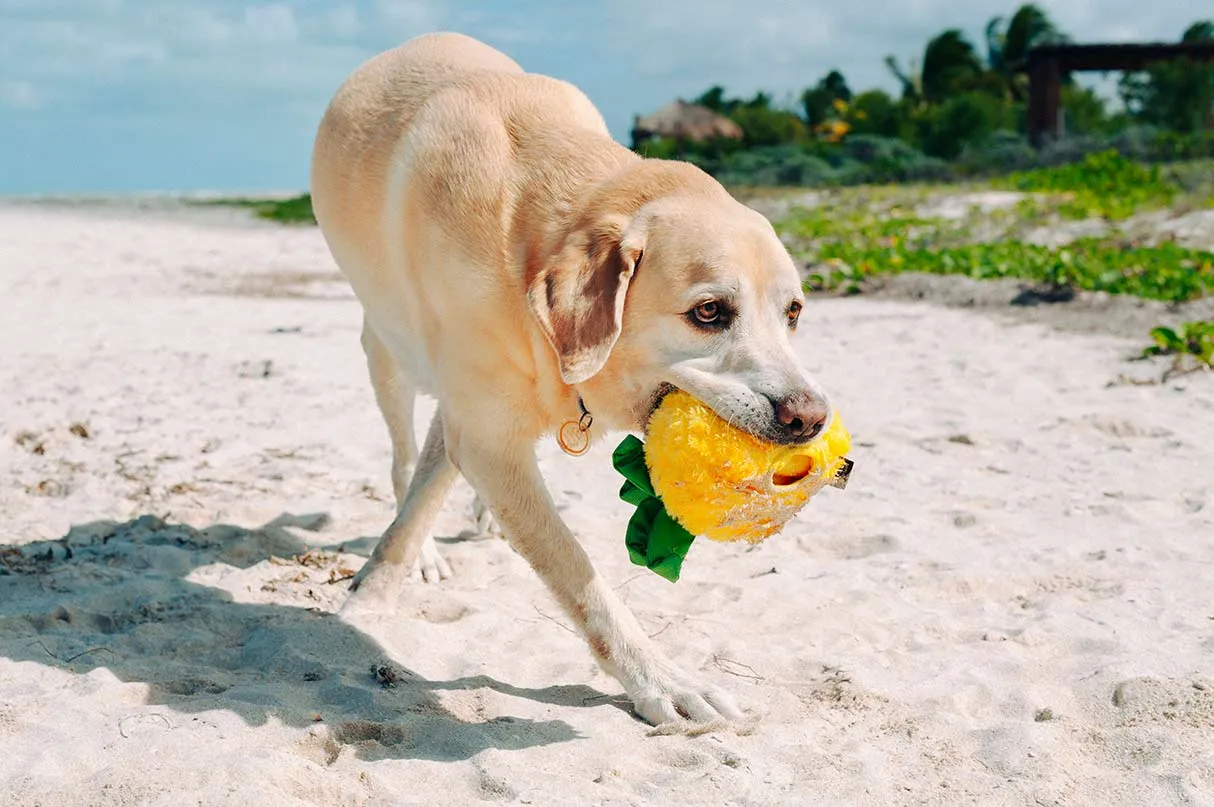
[453,429,745,727]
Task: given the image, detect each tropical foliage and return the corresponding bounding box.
[1118,22,1214,135]
[637,6,1214,185]
[213,6,1214,223]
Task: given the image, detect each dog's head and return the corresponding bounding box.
[527,164,830,445]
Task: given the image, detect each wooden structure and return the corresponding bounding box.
[1023,42,1214,146]
[630,100,743,150]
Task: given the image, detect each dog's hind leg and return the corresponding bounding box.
[469,493,502,538]
[359,319,454,583]
[346,409,459,608]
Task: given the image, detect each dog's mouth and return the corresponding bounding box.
[641,382,678,431]
[642,383,787,446]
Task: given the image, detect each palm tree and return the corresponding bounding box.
[801,70,852,125]
[886,29,985,107]
[884,55,921,104]
[985,4,1068,100]
[1120,20,1214,132]
[921,30,984,105]
[1003,5,1064,66]
[1182,19,1214,43]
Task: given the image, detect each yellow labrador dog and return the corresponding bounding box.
[310,32,831,726]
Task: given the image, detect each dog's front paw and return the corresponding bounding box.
[628,666,746,729]
[343,559,409,617]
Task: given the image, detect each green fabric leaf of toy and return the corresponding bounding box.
[612,435,697,583]
[613,434,655,501]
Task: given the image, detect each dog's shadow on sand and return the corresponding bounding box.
[0,513,620,761]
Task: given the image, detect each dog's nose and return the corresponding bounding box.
[770,391,829,443]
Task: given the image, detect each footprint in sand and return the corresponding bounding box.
[155,676,231,696]
[295,724,343,766]
[655,745,715,771]
[798,533,900,560]
[474,768,518,802]
[411,597,472,625]
[1110,677,1214,729]
[333,719,408,746]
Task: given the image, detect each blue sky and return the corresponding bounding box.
[0,0,1205,194]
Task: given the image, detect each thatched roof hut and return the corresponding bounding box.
[630,100,744,148]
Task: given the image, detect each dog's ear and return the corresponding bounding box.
[527,213,645,385]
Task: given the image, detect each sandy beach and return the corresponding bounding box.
[1,199,1212,806]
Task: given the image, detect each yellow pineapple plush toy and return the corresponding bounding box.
[613,390,853,581]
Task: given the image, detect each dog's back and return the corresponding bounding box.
[310,33,616,383]
[311,32,610,264]
[310,33,523,260]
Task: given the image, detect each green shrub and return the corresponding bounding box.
[714,145,837,187]
[1000,149,1177,219]
[811,238,1213,303]
[1060,85,1111,135]
[958,130,1038,174]
[1142,320,1214,366]
[1036,135,1107,167]
[923,92,1008,160]
[706,137,954,188]
[782,199,1214,304]
[200,194,316,224]
[847,90,901,138]
[839,135,950,181]
[728,105,809,148]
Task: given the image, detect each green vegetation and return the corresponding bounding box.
[198,194,315,224]
[999,150,1176,220]
[808,237,1213,303]
[1142,321,1214,367]
[634,7,1214,188]
[1120,22,1214,135]
[774,158,1214,305]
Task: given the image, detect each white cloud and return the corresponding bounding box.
[1,80,39,109]
[326,5,361,40]
[0,0,1208,192]
[578,0,1207,121]
[97,40,169,67]
[375,0,443,30]
[243,4,299,44]
[4,0,1202,126]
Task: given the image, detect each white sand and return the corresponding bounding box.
[1,201,1212,807]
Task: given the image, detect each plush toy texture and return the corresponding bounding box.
[646,390,852,543]
[612,390,853,582]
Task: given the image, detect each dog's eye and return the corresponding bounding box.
[693,301,721,324]
[686,299,733,330]
[787,301,802,328]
